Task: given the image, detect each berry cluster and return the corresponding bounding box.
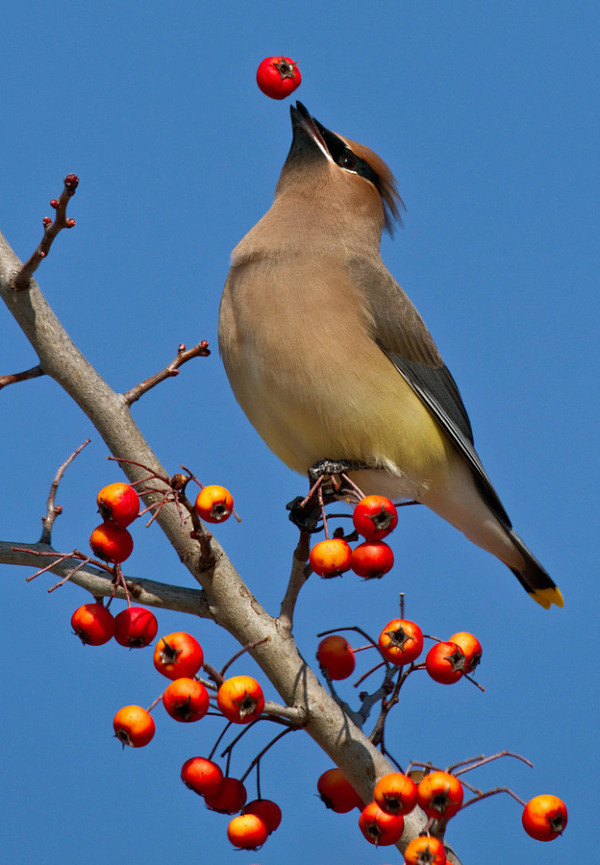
[316,619,482,688]
[317,763,567,853]
[310,495,398,579]
[112,628,279,850]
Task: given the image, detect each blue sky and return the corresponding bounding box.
[1,2,598,863]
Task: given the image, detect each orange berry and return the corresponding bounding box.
[417,771,463,820]
[374,772,418,816]
[194,485,234,523]
[217,675,265,724]
[89,522,133,564]
[448,631,482,673]
[309,538,352,578]
[403,835,447,864]
[113,705,155,748]
[227,813,268,850]
[522,794,568,841]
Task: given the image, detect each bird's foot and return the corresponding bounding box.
[287,459,370,533]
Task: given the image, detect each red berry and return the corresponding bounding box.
[50,199,59,209]
[63,174,79,191]
[42,216,52,226]
[350,540,394,579]
[162,677,210,722]
[358,801,405,846]
[352,496,398,540]
[317,768,363,813]
[316,635,356,680]
[256,56,301,100]
[425,641,466,684]
[181,757,224,797]
[204,777,247,814]
[97,482,140,527]
[242,799,282,834]
[378,618,424,665]
[71,602,115,646]
[114,606,158,648]
[153,632,204,680]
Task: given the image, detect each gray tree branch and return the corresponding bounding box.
[0,223,461,861]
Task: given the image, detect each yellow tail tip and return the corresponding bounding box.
[530,586,564,609]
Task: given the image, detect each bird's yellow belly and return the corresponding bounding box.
[226,334,452,496]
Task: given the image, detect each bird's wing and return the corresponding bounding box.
[348,257,512,528]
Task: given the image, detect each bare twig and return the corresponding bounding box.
[2,541,214,617]
[450,750,533,776]
[122,341,210,406]
[0,364,45,391]
[220,637,270,678]
[11,174,79,292]
[278,531,310,629]
[40,439,91,543]
[461,786,527,809]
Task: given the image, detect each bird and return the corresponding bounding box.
[219,101,563,610]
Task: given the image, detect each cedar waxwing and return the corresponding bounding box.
[219,101,563,610]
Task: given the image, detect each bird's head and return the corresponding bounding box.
[275,102,404,238]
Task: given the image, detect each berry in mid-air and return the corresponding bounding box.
[256,56,302,100]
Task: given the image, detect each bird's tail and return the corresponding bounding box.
[508,530,564,609]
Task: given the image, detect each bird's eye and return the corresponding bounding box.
[338,153,356,170]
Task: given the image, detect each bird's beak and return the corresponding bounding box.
[289,101,333,162]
